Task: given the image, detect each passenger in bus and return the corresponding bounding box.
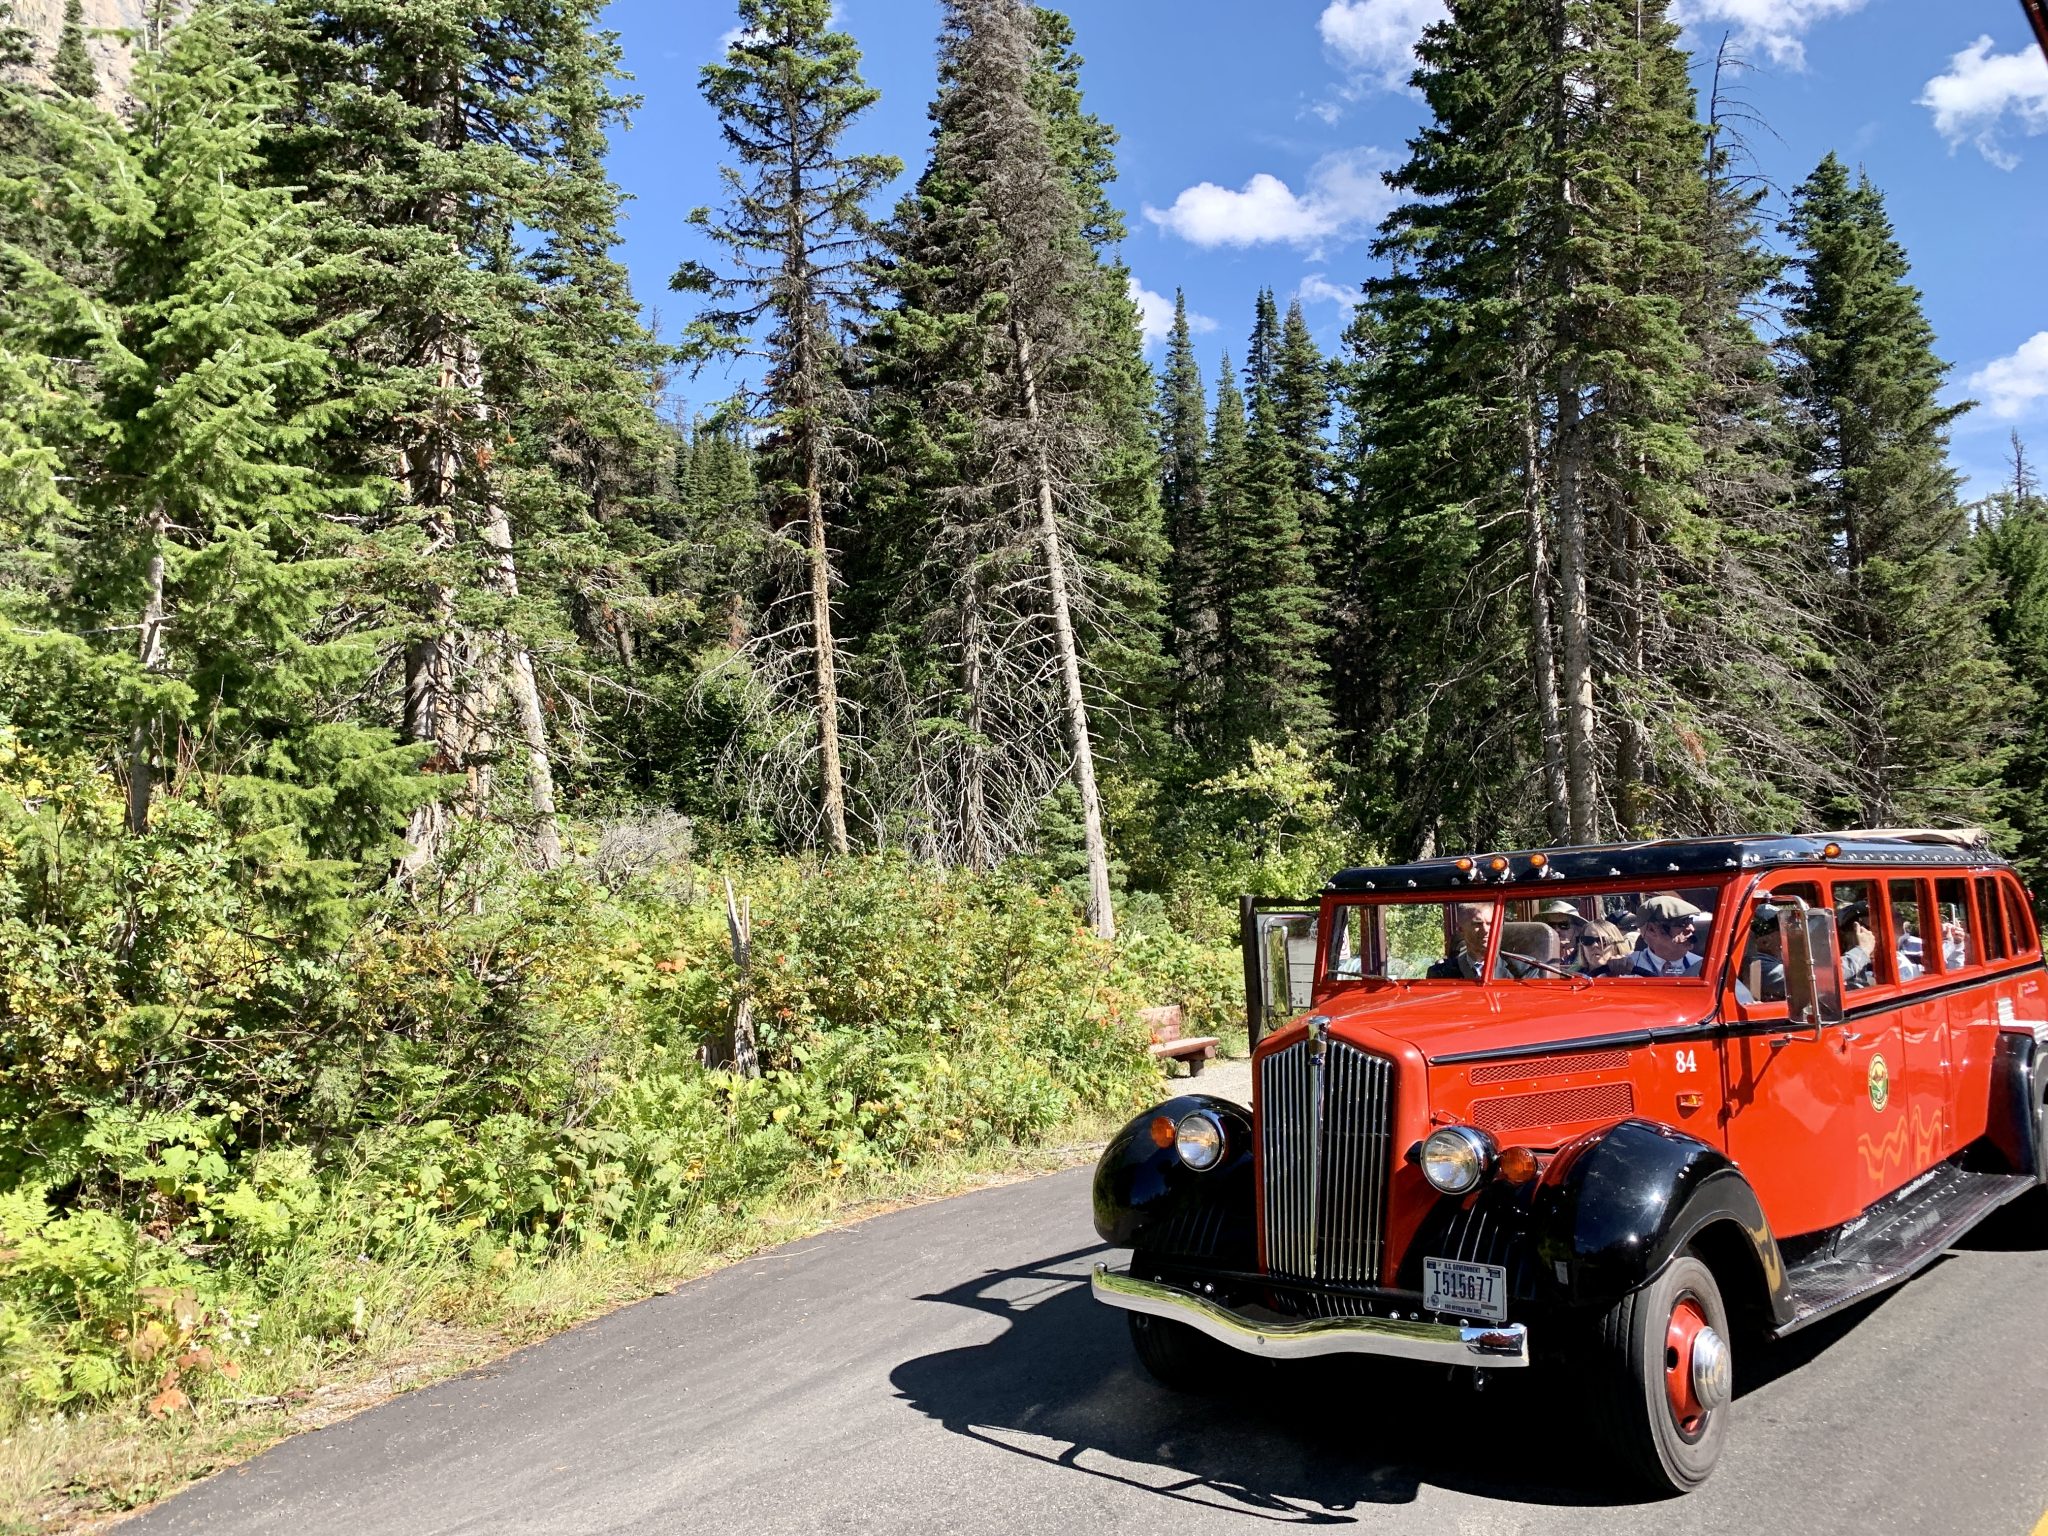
[1428,902,1501,979]
[1629,894,1706,976]
[1572,919,1632,976]
[1535,898,1584,945]
[1838,900,1878,989]
[1739,905,1788,1002]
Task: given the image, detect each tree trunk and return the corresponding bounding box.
[1612,487,1648,835]
[1556,368,1598,842]
[125,502,169,834]
[1014,321,1114,940]
[722,877,760,1079]
[1519,399,1568,843]
[960,547,993,870]
[804,436,851,855]
[399,342,477,878]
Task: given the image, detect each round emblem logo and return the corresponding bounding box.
[1868,1054,1890,1113]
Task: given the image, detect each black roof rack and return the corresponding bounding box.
[1325,832,2005,895]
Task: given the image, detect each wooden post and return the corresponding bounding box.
[724,877,760,1079]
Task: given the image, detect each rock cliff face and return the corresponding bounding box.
[13,0,159,104]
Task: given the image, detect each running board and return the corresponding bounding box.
[1776,1161,2035,1336]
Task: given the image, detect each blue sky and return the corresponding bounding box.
[607,0,2048,499]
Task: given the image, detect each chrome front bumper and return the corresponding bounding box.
[1092,1265,1530,1367]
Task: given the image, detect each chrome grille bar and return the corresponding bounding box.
[1259,1036,1393,1284]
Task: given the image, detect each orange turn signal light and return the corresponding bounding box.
[1149,1115,1176,1150]
[1676,1092,1705,1111]
[1497,1145,1539,1184]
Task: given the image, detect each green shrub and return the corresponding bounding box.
[0,746,1239,1417]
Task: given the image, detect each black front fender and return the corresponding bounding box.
[1530,1117,1790,1324]
[1092,1095,1257,1268]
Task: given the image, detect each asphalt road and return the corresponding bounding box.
[131,1158,2048,1536]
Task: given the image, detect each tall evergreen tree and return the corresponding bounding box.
[50,0,95,100]
[0,3,423,917]
[1232,330,1331,754]
[1780,154,2008,824]
[234,0,669,875]
[1271,297,1335,579]
[1978,437,2048,895]
[860,0,1143,933]
[678,0,898,856]
[1343,0,1806,851]
[1157,289,1212,738]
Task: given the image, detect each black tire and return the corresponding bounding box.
[1583,1252,1733,1495]
[1127,1310,1231,1392]
[2034,1077,2048,1187]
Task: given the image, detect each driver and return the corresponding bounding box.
[1630,894,1706,977]
[1428,902,1503,980]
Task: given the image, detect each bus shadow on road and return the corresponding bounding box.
[890,1250,1651,1522]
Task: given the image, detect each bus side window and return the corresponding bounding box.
[1832,879,1885,989]
[1887,878,1932,984]
[2004,881,2039,957]
[1935,878,1977,972]
[1979,876,2009,962]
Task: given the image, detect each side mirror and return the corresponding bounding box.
[1780,899,1844,1033]
[1239,896,1319,1048]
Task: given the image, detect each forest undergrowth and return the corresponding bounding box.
[0,734,1238,1527]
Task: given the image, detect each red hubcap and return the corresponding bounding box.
[1664,1297,1711,1435]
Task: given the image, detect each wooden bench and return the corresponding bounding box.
[1138,1005,1219,1077]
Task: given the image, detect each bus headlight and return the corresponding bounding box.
[1421,1125,1496,1194]
[1174,1110,1226,1171]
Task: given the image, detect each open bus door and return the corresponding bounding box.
[1239,895,1320,1050]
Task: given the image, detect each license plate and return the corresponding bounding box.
[1423,1257,1507,1322]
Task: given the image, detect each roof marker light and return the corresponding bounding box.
[1528,853,1549,871]
[1823,841,1842,859]
[1488,856,1509,874]
[1455,857,1475,872]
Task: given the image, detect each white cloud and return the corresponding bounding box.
[1297,274,1363,310]
[1144,148,1397,253]
[1318,0,1446,90]
[1127,278,1217,350]
[1972,333,2048,420]
[1920,36,2048,170]
[1669,0,1866,70]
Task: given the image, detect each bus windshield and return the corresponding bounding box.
[1324,887,1729,982]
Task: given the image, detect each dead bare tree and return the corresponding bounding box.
[677,0,900,856]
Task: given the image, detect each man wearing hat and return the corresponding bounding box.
[1630,893,1706,977]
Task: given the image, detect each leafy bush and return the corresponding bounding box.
[0,744,1238,1416]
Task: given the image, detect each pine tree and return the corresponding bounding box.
[1340,0,1803,850]
[1978,436,2048,894]
[678,0,899,856]
[1231,330,1331,754]
[234,0,670,875]
[1780,154,2009,824]
[1271,298,1337,600]
[860,0,1141,933]
[1199,355,1248,759]
[50,0,95,100]
[1243,287,1281,396]
[1026,7,1166,772]
[1157,290,1211,738]
[0,4,423,919]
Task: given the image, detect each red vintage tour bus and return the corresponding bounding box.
[1089,831,2047,1493]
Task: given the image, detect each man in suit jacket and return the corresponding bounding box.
[1428,902,1503,979]
[1630,893,1706,977]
